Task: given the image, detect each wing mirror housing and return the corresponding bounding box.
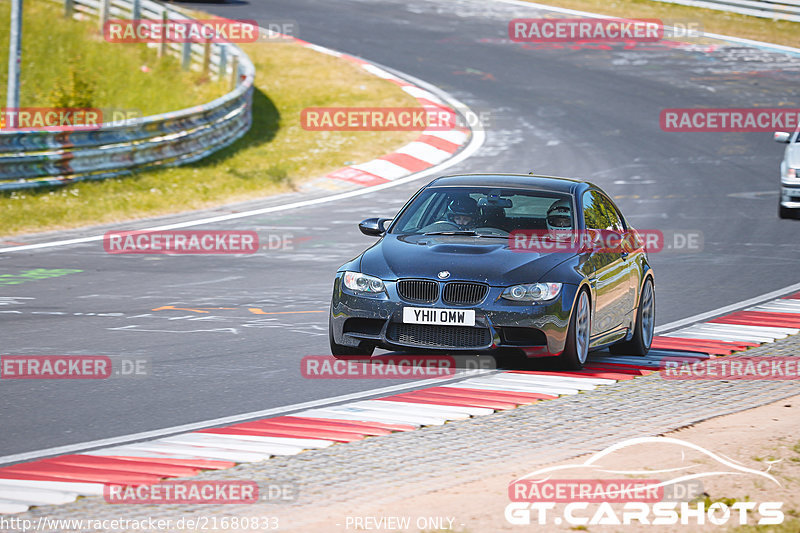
[358,218,392,237]
[774,132,791,143]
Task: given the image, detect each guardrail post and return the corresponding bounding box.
[218,45,227,80]
[158,10,168,58]
[99,0,109,32]
[203,40,211,76]
[230,55,239,90]
[181,41,191,70]
[64,0,74,18]
[131,0,141,21]
[7,0,21,123]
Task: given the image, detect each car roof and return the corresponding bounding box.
[427,173,591,194]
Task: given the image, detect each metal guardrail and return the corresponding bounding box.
[651,0,800,23]
[0,0,255,191]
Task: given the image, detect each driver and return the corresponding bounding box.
[546,198,573,240]
[446,197,479,230]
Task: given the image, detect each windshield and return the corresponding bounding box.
[390,187,574,236]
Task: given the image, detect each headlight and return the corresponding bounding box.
[343,271,385,293]
[502,282,562,302]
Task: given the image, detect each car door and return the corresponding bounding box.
[603,195,639,328]
[582,190,632,336]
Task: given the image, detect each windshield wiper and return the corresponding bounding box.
[424,230,479,236]
[423,231,507,239]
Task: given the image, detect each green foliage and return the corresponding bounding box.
[49,58,96,108]
[0,0,225,113]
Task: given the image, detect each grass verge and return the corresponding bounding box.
[0,0,226,114]
[0,4,420,238]
[523,0,800,48]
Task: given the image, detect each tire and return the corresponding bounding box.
[559,289,591,370]
[329,315,375,357]
[779,205,797,219]
[610,277,655,356]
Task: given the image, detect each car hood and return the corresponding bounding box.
[359,234,575,285]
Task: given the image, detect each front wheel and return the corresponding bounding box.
[559,289,591,370]
[610,277,655,356]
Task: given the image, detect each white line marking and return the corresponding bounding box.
[302,43,342,57]
[0,486,78,506]
[0,500,28,514]
[0,480,103,497]
[401,85,444,103]
[361,63,401,80]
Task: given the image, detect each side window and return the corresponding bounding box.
[582,191,625,231]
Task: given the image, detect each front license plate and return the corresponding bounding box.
[402,307,476,327]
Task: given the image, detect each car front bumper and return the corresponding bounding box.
[329,274,579,356]
[781,183,800,209]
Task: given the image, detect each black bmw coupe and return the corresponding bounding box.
[329,174,655,369]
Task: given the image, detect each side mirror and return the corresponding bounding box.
[774,132,791,143]
[358,217,391,237]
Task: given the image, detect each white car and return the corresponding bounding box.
[774,129,800,219]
